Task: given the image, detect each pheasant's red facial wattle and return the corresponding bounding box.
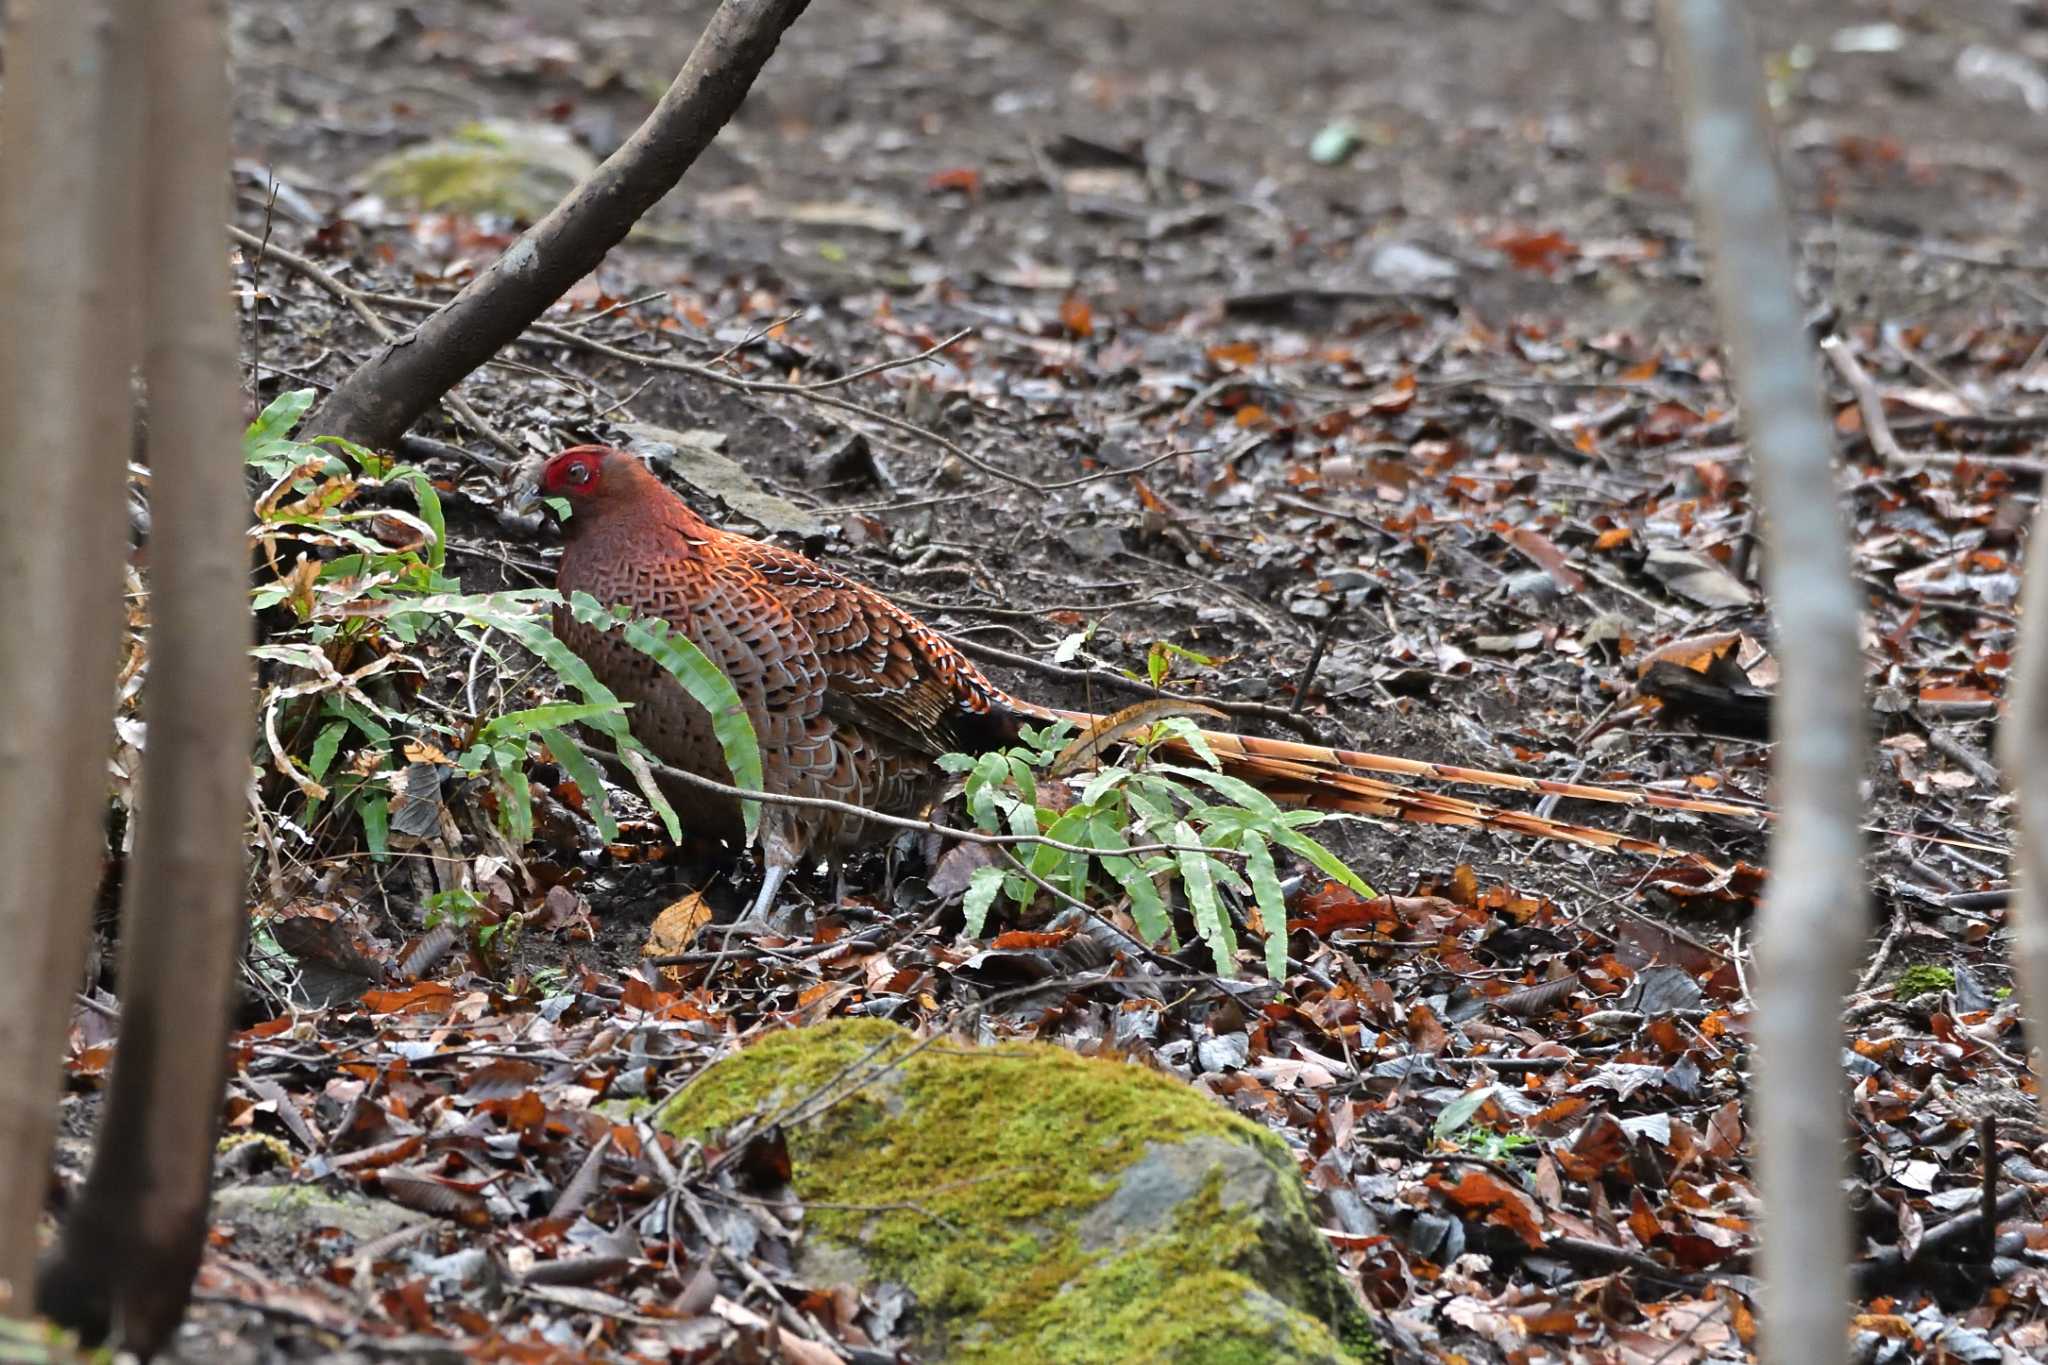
[539,446,612,501]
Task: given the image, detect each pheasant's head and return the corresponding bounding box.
[533,445,709,542]
[539,445,626,505]
[537,445,647,528]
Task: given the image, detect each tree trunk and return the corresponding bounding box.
[1659,4,1866,1364]
[31,0,254,1353]
[308,0,812,454]
[0,0,144,1315]
[1999,519,2048,1134]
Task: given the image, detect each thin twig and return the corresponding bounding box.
[1819,334,1907,465]
[992,848,1200,978]
[1855,901,1907,993]
[248,179,278,397]
[1979,1113,1999,1272]
[1291,610,1340,716]
[557,289,672,331]
[361,290,1186,494]
[569,736,1228,862]
[335,278,1191,497]
[707,308,806,369]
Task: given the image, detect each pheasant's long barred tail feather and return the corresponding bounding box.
[1040,707,1754,874]
[1167,738,1731,873]
[1184,729,1766,822]
[535,446,1755,900]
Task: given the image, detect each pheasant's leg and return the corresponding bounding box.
[749,861,791,920]
[749,810,810,921]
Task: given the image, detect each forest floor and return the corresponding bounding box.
[51,0,2048,1360]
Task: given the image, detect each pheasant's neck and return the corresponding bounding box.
[560,503,714,592]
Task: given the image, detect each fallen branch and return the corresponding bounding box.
[1819,335,1908,465]
[1851,1186,2031,1292]
[363,289,1153,494]
[246,240,1126,497]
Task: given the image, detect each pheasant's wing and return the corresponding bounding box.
[739,543,1030,755]
[552,549,845,851]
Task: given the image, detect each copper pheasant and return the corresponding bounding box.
[538,446,1754,913]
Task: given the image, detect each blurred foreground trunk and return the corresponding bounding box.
[0,0,254,1355]
[1659,4,1868,1364]
[0,0,147,1316]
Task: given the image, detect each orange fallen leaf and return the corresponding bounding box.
[1059,293,1093,338]
[1491,227,1579,275]
[642,892,713,958]
[359,982,455,1015]
[1206,340,1260,368]
[926,167,981,195]
[1435,1167,1546,1248]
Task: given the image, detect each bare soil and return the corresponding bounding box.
[70,0,2048,1358]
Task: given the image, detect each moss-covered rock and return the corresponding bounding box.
[360,120,597,220]
[659,1018,1378,1364]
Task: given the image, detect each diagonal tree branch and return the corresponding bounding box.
[307,0,812,453]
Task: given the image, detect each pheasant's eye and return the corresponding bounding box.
[566,462,592,486]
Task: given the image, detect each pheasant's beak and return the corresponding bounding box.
[506,454,549,518]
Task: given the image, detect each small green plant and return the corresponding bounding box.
[1431,1086,1535,1167]
[422,887,487,931]
[1137,640,1219,689]
[244,390,760,863]
[424,886,524,959]
[1456,1127,1538,1164]
[938,712,1372,979]
[1893,963,1955,1002]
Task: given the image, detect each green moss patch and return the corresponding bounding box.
[360,120,596,220]
[1894,964,1955,1002]
[659,1018,1376,1363]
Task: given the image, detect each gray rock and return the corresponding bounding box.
[613,422,824,538]
[213,1182,430,1244]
